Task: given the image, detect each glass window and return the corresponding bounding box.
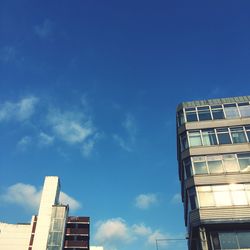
[211,232,221,250]
[177,110,185,126]
[219,233,239,249]
[180,133,188,151]
[214,190,231,206]
[213,185,229,191]
[231,190,248,205]
[211,105,225,120]
[197,106,212,121]
[52,219,64,231]
[245,125,250,141]
[224,103,240,118]
[184,159,192,178]
[223,154,239,172]
[202,129,217,146]
[245,184,250,203]
[189,187,197,210]
[207,158,223,174]
[198,191,214,207]
[216,128,232,144]
[189,195,197,210]
[193,161,208,175]
[188,131,202,147]
[238,232,250,248]
[238,102,250,117]
[238,153,250,172]
[185,107,198,122]
[230,127,247,143]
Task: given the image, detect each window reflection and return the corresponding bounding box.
[179,101,250,126]
[224,103,240,118]
[195,184,250,209]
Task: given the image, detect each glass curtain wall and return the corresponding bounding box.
[47,206,68,250]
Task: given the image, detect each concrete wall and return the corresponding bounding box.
[0,222,31,250]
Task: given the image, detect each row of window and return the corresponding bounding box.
[183,153,250,178]
[180,125,250,151]
[65,236,87,241]
[211,231,250,250]
[189,184,250,210]
[177,102,250,126]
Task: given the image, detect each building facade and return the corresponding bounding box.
[0,176,90,250]
[177,96,250,250]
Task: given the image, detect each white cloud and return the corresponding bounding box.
[147,230,169,246]
[34,19,54,39]
[38,132,54,146]
[1,183,80,212]
[95,218,134,244]
[171,193,182,204]
[0,96,39,122]
[47,109,95,144]
[135,193,158,209]
[94,218,177,250]
[59,192,81,210]
[1,183,41,211]
[132,223,152,236]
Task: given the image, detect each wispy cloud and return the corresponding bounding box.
[0,96,39,122]
[113,134,132,152]
[0,95,100,157]
[81,133,102,157]
[38,132,54,146]
[17,136,32,151]
[135,193,158,209]
[171,193,182,204]
[1,183,81,212]
[113,113,137,152]
[34,19,54,39]
[0,46,16,63]
[47,108,95,144]
[94,218,178,250]
[132,223,152,236]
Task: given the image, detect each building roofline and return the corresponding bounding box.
[177,95,250,111]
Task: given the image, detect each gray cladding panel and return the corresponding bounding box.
[186,174,250,189]
[190,207,250,227]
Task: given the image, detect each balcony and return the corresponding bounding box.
[65,228,89,235]
[64,240,88,248]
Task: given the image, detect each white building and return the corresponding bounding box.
[0,176,91,250]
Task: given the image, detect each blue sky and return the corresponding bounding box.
[0,1,250,249]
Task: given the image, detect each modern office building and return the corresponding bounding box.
[0,176,90,250]
[177,96,250,250]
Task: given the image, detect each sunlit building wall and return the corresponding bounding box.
[177,96,250,250]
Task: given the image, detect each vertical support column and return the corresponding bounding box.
[199,226,208,250]
[32,176,60,250]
